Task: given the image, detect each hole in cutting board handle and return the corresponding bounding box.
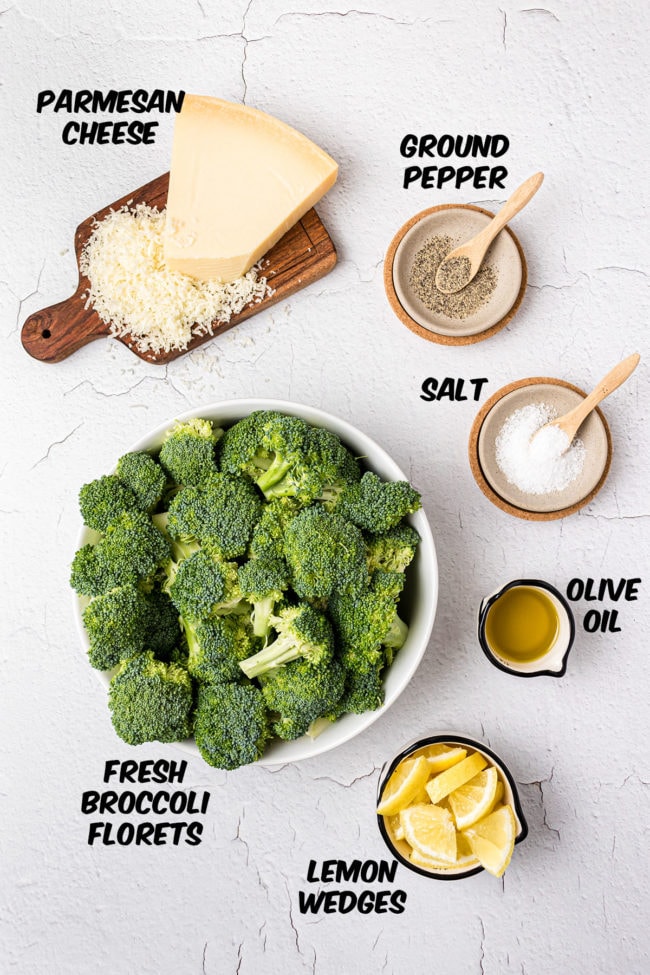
[42,329,51,338]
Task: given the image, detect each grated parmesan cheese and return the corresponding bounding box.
[79,203,270,354]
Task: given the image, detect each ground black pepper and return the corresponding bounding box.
[409,235,497,319]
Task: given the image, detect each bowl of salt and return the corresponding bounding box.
[469,378,612,519]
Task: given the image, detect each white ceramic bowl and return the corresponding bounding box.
[73,399,438,765]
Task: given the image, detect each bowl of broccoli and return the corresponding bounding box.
[71,400,438,768]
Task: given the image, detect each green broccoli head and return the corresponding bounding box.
[166,474,263,558]
[336,664,385,716]
[82,585,150,670]
[184,615,259,684]
[166,549,243,621]
[260,656,345,740]
[218,410,322,502]
[158,418,222,486]
[70,543,111,596]
[79,475,140,533]
[98,510,171,588]
[116,452,167,511]
[239,603,334,679]
[337,471,421,533]
[238,556,289,637]
[283,506,369,599]
[247,497,301,561]
[144,587,182,661]
[329,571,408,674]
[194,682,270,769]
[365,523,421,574]
[108,651,193,745]
[308,427,361,506]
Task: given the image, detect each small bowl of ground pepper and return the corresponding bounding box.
[384,205,527,345]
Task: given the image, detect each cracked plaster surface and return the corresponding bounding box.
[1,1,649,974]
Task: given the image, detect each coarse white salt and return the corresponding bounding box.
[495,402,586,495]
[79,203,270,355]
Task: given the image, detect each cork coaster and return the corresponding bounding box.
[384,204,528,346]
[468,377,613,521]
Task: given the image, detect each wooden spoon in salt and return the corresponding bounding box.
[435,172,545,294]
[536,353,640,452]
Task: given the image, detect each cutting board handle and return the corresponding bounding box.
[21,289,109,362]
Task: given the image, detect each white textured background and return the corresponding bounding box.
[1,1,649,973]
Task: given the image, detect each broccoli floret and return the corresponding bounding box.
[166,549,243,620]
[248,497,301,561]
[218,410,322,501]
[194,682,270,769]
[329,571,408,674]
[108,651,193,745]
[144,588,182,661]
[337,471,421,533]
[166,474,263,559]
[97,510,171,589]
[238,557,289,638]
[260,656,345,740]
[337,664,385,715]
[158,418,222,486]
[309,427,361,506]
[283,506,368,599]
[70,543,111,596]
[82,585,150,671]
[184,615,258,684]
[239,603,334,679]
[116,452,167,511]
[366,523,421,574]
[79,475,140,533]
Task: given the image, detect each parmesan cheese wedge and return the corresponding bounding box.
[164,95,338,282]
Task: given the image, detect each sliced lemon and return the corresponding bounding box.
[494,780,505,806]
[425,751,487,804]
[400,803,457,864]
[410,847,479,872]
[423,744,467,773]
[448,767,499,830]
[463,804,517,878]
[385,814,404,841]
[377,755,431,815]
[409,787,430,806]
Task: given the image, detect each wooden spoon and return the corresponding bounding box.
[435,172,544,294]
[537,353,640,450]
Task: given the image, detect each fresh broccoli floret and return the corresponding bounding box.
[70,543,111,596]
[116,452,167,511]
[82,585,150,671]
[238,557,290,638]
[108,651,193,745]
[183,615,258,684]
[336,664,385,715]
[248,497,301,561]
[219,410,322,501]
[166,549,243,621]
[158,418,222,486]
[166,474,263,559]
[365,523,421,574]
[79,475,140,533]
[329,571,407,674]
[283,506,368,599]
[97,510,171,588]
[239,603,334,679]
[194,682,270,769]
[260,656,345,740]
[308,427,361,506]
[144,588,182,661]
[337,471,421,533]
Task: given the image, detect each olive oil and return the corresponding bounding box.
[485,586,559,664]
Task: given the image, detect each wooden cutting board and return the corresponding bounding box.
[21,173,337,364]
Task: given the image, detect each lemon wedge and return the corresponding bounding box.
[410,845,479,872]
[463,804,516,878]
[377,755,431,816]
[448,767,499,830]
[423,744,467,773]
[425,752,487,804]
[399,803,457,864]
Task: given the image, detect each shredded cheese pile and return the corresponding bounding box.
[80,203,269,354]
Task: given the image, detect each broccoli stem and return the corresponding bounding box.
[252,595,275,638]
[256,455,292,493]
[239,631,303,679]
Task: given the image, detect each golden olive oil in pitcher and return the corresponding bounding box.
[485,586,559,664]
